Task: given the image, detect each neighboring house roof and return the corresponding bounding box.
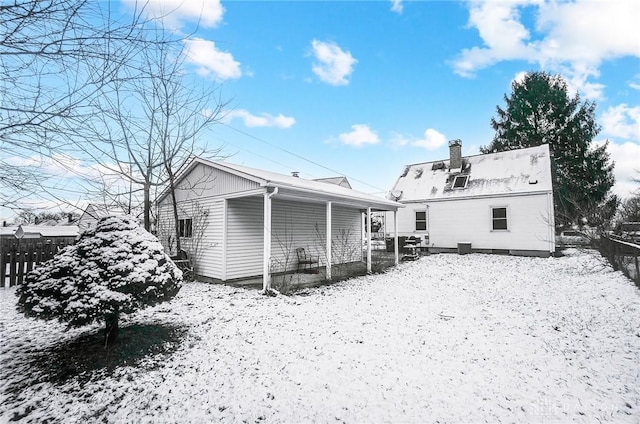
[81,204,126,220]
[313,176,352,189]
[389,144,553,202]
[158,158,401,211]
[0,225,79,238]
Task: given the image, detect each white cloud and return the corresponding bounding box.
[412,129,447,150]
[337,124,380,147]
[226,109,296,129]
[390,129,448,150]
[596,140,640,198]
[390,132,410,149]
[310,40,357,86]
[184,38,242,81]
[601,104,640,140]
[138,0,224,30]
[453,0,639,99]
[597,103,640,198]
[390,0,403,14]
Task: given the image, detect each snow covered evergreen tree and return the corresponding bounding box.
[17,215,182,345]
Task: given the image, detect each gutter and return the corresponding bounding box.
[262,182,402,210]
[399,189,553,203]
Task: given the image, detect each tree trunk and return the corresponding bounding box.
[104,311,120,347]
[144,180,151,231]
[169,176,182,257]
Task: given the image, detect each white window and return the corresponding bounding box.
[491,207,508,231]
[452,175,469,189]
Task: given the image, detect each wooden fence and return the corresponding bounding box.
[600,236,640,288]
[1,239,75,287]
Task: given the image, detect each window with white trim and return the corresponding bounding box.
[179,218,193,238]
[415,211,427,231]
[491,207,508,231]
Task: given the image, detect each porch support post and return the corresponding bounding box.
[366,207,372,274]
[394,209,399,265]
[263,192,272,291]
[326,201,332,280]
[222,199,228,281]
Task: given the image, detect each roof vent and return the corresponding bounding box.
[389,190,403,201]
[529,178,538,184]
[291,171,300,178]
[432,161,445,171]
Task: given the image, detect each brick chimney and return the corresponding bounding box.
[449,139,462,170]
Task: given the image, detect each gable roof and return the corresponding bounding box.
[313,176,352,189]
[158,158,401,211]
[390,144,553,202]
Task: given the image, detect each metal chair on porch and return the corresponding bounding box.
[296,248,319,274]
[172,249,195,281]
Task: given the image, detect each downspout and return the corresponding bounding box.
[366,207,372,273]
[262,187,279,292]
[426,204,430,248]
[547,191,556,256]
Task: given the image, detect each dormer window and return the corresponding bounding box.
[452,175,469,189]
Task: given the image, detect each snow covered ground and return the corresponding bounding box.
[1,249,639,423]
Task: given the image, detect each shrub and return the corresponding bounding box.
[17,215,182,346]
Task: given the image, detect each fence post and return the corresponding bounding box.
[26,245,34,274]
[9,246,17,287]
[635,250,639,284]
[0,245,6,288]
[17,245,25,286]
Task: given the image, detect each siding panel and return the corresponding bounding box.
[171,163,260,203]
[157,197,224,279]
[426,194,553,252]
[226,197,264,280]
[270,200,362,273]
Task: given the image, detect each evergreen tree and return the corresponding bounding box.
[17,215,182,346]
[481,71,615,227]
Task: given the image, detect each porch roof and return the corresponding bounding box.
[164,158,403,211]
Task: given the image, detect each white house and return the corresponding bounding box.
[155,158,403,290]
[78,204,125,232]
[385,141,555,257]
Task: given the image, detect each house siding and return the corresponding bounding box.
[173,163,260,203]
[330,205,363,265]
[386,192,554,254]
[425,194,553,252]
[226,196,264,280]
[270,200,363,273]
[156,197,225,279]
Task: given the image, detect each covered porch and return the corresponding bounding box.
[225,184,402,291]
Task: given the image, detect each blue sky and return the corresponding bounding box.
[174,0,640,196]
[2,0,639,220]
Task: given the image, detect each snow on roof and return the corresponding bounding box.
[0,225,79,238]
[390,144,553,201]
[214,161,400,209]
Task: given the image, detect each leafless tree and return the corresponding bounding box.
[78,24,226,236]
[1,0,154,210]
